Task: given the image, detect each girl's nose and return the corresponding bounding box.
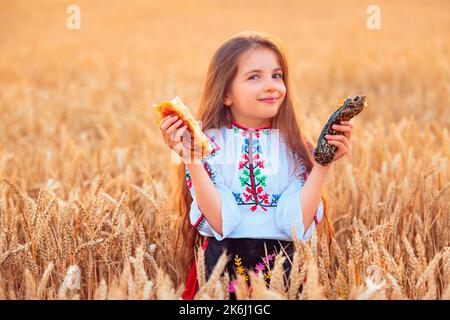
[263,80,277,92]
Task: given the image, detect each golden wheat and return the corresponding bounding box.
[0,0,448,300]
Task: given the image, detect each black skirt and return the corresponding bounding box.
[204,237,295,299]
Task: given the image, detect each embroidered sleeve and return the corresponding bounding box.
[186,129,243,241]
[275,160,324,241]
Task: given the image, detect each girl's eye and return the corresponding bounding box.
[248,73,283,80]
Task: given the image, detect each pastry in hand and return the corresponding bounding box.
[153,96,213,160]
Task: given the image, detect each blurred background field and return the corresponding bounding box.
[0,0,448,299]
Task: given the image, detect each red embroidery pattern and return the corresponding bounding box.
[232,126,281,212]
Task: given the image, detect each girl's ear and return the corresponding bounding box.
[223,95,232,106]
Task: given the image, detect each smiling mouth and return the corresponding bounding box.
[258,97,278,102]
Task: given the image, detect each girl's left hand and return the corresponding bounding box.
[325,120,353,162]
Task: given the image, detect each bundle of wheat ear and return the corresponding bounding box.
[153,96,213,160]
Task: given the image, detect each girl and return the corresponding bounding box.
[159,31,353,299]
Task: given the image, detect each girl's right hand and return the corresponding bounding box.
[159,114,203,162]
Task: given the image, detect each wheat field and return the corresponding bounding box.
[0,0,449,300]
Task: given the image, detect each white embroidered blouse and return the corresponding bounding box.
[185,120,324,242]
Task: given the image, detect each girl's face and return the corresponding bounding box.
[224,46,286,128]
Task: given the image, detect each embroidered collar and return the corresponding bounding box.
[227,118,273,131]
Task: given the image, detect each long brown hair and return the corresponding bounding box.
[173,31,334,282]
